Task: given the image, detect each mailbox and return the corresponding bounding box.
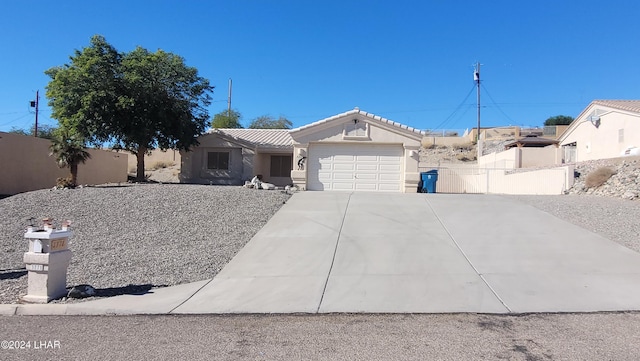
[22,219,73,303]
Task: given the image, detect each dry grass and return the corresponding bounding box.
[585,167,616,188]
[55,176,74,188]
[146,160,176,171]
[423,143,450,150]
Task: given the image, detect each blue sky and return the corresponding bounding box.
[1,0,639,134]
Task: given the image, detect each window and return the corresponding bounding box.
[270,155,292,177]
[207,152,229,170]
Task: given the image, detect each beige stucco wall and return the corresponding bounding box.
[293,119,421,146]
[290,114,422,193]
[520,147,561,168]
[417,164,571,195]
[487,167,571,195]
[560,108,640,162]
[466,127,520,142]
[481,127,520,140]
[478,146,561,169]
[179,134,250,185]
[253,151,293,187]
[478,148,519,169]
[0,132,127,195]
[552,125,570,139]
[421,136,471,147]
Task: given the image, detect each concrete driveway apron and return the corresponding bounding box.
[173,192,640,314]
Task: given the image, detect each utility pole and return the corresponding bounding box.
[474,62,481,141]
[30,90,39,137]
[227,78,232,118]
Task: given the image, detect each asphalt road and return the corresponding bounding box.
[1,313,639,360]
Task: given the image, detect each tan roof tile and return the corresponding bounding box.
[291,108,425,135]
[592,100,640,113]
[210,129,293,149]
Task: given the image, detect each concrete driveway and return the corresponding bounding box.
[173,192,640,314]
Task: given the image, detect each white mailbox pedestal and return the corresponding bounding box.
[22,223,73,303]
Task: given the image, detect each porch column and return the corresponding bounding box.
[291,144,308,190]
[403,145,421,193]
[241,148,255,182]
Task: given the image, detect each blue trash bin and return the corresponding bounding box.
[420,170,438,193]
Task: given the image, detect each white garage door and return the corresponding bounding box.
[307,144,403,192]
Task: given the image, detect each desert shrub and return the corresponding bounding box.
[584,167,616,188]
[452,143,473,151]
[147,160,175,170]
[56,177,75,188]
[456,152,477,162]
[424,143,438,149]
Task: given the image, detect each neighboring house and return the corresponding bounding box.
[180,108,424,192]
[559,100,640,162]
[504,135,559,149]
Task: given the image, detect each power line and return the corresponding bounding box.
[481,84,516,124]
[0,113,32,127]
[430,83,477,130]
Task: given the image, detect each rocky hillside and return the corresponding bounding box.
[568,157,640,200]
[419,143,478,165]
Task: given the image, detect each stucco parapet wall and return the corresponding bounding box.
[290,108,425,139]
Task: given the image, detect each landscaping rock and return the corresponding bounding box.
[567,158,640,200]
[67,284,96,298]
[0,184,291,304]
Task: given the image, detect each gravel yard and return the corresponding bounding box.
[1,186,639,306]
[0,184,290,304]
[506,194,640,253]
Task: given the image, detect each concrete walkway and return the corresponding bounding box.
[3,192,640,315]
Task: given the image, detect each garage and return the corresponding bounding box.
[307,144,403,192]
[289,108,423,193]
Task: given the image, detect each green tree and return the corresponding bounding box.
[117,46,213,180]
[248,115,292,129]
[45,35,122,142]
[544,115,574,126]
[49,127,91,187]
[45,35,214,181]
[9,124,57,139]
[211,109,243,128]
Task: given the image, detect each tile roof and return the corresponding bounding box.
[504,136,558,149]
[210,128,293,148]
[290,108,425,135]
[592,100,640,114]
